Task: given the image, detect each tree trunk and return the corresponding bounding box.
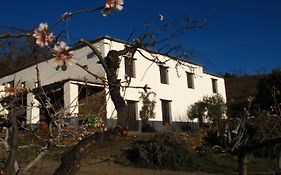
[105,50,128,129]
[2,108,25,175]
[276,146,281,175]
[53,127,124,175]
[238,154,248,175]
[80,41,133,130]
[198,117,204,128]
[108,80,128,129]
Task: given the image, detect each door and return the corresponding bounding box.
[127,100,139,131]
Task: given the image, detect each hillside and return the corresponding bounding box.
[224,74,269,116]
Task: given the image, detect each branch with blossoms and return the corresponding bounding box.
[0,0,124,71]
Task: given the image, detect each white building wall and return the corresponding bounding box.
[102,39,226,124]
[0,43,106,88]
[26,92,40,124]
[63,81,79,118]
[0,37,226,127]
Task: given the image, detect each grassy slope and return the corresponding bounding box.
[18,132,274,175]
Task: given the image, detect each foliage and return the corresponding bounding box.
[256,70,281,111]
[139,91,156,132]
[124,132,195,168]
[187,94,226,126]
[0,38,52,77]
[88,115,102,128]
[139,91,156,122]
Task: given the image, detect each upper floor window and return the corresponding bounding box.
[186,72,195,89]
[125,57,136,78]
[161,99,172,125]
[159,65,169,84]
[87,52,95,59]
[212,78,218,93]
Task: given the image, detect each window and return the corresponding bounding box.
[161,100,172,125]
[159,66,169,84]
[186,72,195,89]
[87,52,95,59]
[125,57,136,78]
[212,78,218,93]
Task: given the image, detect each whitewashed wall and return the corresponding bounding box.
[102,38,226,124]
[0,37,226,127]
[0,43,106,88]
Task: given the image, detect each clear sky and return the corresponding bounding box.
[0,0,280,75]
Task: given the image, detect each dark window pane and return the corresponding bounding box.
[125,57,136,78]
[212,78,218,93]
[87,52,95,59]
[159,66,169,84]
[161,100,171,125]
[187,72,195,89]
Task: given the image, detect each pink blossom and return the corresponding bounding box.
[61,12,72,21]
[33,23,54,47]
[53,41,75,66]
[159,14,164,21]
[102,0,124,16]
[247,96,254,102]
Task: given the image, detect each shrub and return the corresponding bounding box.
[124,132,195,168]
[139,91,156,132]
[88,115,102,128]
[187,94,226,127]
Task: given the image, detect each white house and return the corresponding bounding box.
[0,36,226,131]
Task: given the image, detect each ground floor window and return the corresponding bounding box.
[161,99,172,125]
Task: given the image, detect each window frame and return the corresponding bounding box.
[159,65,169,84]
[161,99,172,125]
[212,78,218,93]
[124,57,136,78]
[186,72,195,89]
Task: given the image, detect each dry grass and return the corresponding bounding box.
[1,132,276,175]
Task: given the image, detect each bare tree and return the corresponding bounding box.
[0,1,206,174]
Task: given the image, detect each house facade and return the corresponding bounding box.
[0,36,226,131]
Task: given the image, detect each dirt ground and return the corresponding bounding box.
[1,132,275,175]
[24,160,217,175]
[21,133,206,175]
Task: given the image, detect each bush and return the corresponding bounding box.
[141,123,155,132]
[187,94,226,127]
[124,132,195,168]
[139,91,156,132]
[88,115,102,128]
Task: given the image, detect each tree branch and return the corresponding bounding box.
[0,33,31,39]
[79,38,110,75]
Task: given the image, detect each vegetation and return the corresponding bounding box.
[214,70,281,175]
[139,91,156,132]
[187,94,226,127]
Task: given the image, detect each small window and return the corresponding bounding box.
[161,99,172,125]
[125,57,136,78]
[81,65,88,69]
[186,72,195,89]
[159,66,169,84]
[87,52,95,59]
[212,78,218,93]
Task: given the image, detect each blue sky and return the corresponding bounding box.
[0,0,280,75]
